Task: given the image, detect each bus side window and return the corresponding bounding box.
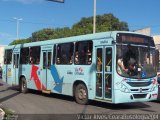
[4,49,12,64]
[87,49,92,64]
[29,46,41,65]
[56,43,74,65]
[75,51,79,64]
[20,47,29,64]
[53,45,56,64]
[4,58,7,64]
[75,40,93,65]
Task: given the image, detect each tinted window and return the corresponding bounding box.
[75,41,93,65]
[13,54,19,68]
[56,43,74,64]
[20,48,29,64]
[30,46,41,64]
[53,45,56,64]
[4,49,12,64]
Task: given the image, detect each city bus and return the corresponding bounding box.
[2,31,158,104]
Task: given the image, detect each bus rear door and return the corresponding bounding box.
[95,46,113,101]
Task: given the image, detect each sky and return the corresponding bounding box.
[0,0,160,45]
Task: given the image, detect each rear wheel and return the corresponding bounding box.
[20,77,28,93]
[75,83,88,105]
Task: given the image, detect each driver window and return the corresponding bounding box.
[117,45,138,76]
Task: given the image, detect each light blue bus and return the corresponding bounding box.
[2,31,158,104]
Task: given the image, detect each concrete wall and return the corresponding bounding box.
[134,27,151,36]
[153,35,160,45]
[153,36,160,72]
[0,45,6,67]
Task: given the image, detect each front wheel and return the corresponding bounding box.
[20,77,28,93]
[75,83,88,105]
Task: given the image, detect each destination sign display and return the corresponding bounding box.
[121,35,145,44]
[117,33,155,46]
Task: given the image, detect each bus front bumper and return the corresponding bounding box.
[113,89,158,104]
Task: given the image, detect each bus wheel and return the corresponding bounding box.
[75,83,88,105]
[20,77,28,93]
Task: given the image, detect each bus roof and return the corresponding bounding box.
[5,31,152,49]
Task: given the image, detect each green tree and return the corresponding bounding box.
[31,27,72,42]
[31,28,55,42]
[10,13,129,44]
[72,13,129,35]
[10,38,31,45]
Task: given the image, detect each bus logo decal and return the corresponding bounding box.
[50,65,64,93]
[30,65,46,90]
[140,88,142,93]
[75,67,84,75]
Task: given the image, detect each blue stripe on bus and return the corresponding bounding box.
[50,65,64,93]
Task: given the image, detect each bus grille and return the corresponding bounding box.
[127,81,152,87]
[133,94,147,99]
[130,89,149,92]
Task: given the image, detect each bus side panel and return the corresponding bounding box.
[49,64,95,100]
[19,64,37,90]
[28,64,42,90]
[2,65,7,82]
[49,65,74,95]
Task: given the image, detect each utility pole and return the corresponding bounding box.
[13,17,22,40]
[93,0,96,33]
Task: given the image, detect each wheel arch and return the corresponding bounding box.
[73,80,88,97]
[19,75,26,84]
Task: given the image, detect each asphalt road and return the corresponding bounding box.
[0,79,160,120]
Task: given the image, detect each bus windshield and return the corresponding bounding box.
[117,45,157,79]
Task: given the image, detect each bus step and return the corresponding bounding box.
[42,90,51,94]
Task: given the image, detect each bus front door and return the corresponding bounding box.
[96,47,112,101]
[13,53,19,85]
[42,51,52,91]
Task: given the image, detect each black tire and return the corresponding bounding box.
[20,77,28,93]
[75,83,88,105]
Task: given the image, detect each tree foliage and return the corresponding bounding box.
[10,13,129,44]
[10,38,31,45]
[72,13,129,34]
[30,27,72,42]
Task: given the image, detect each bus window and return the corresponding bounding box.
[29,46,41,65]
[96,48,102,72]
[13,54,19,68]
[96,73,102,97]
[105,74,112,98]
[117,44,156,78]
[48,52,52,68]
[4,49,12,64]
[20,48,29,64]
[43,52,46,69]
[105,48,112,72]
[56,43,74,65]
[53,45,56,64]
[75,41,93,65]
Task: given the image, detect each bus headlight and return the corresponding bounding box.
[120,84,130,93]
[150,79,158,92]
[150,85,157,92]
